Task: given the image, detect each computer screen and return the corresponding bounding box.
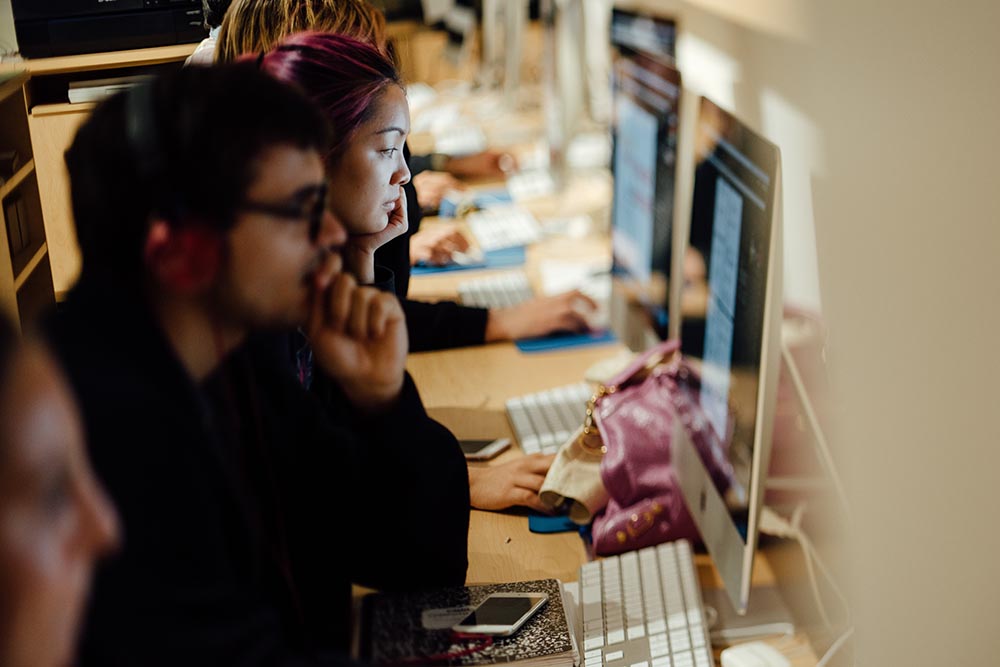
[609,51,681,338]
[610,8,676,63]
[671,97,783,614]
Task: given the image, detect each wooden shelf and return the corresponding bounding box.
[0,64,59,325]
[0,159,35,201]
[13,242,47,292]
[21,43,199,76]
[31,102,95,117]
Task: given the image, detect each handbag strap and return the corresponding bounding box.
[606,339,680,388]
[582,339,680,442]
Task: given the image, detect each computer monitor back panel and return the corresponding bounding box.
[609,52,681,341]
[672,97,783,614]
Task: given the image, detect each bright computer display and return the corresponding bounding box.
[609,49,681,337]
[610,8,677,63]
[670,97,783,614]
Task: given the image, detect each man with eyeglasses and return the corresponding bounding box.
[45,64,469,665]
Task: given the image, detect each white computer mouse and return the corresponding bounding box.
[719,641,791,667]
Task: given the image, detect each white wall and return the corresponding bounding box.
[621,1,1000,664]
[809,1,1000,664]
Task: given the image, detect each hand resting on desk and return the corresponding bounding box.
[469,454,556,512]
[443,149,517,179]
[413,170,466,211]
[484,290,599,341]
[410,224,471,266]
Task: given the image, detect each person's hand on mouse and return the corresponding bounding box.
[484,290,598,341]
[412,170,466,210]
[410,225,471,266]
[468,454,556,512]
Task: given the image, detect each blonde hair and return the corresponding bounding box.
[215,0,388,63]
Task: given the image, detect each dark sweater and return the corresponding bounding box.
[47,279,470,666]
[373,146,490,352]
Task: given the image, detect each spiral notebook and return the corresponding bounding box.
[360,578,577,667]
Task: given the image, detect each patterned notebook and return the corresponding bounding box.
[361,578,576,667]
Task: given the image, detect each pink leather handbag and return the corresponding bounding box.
[589,340,700,557]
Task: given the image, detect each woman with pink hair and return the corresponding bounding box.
[259,31,598,347]
[259,32,562,513]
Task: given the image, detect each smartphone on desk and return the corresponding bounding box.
[452,592,549,636]
[459,438,511,461]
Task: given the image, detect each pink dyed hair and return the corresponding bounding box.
[258,31,402,164]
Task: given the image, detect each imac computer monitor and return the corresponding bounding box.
[609,50,681,340]
[671,97,783,614]
[610,8,677,63]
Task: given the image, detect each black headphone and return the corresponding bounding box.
[126,81,223,289]
[125,81,175,220]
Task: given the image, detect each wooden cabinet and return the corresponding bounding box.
[18,43,197,299]
[0,70,54,330]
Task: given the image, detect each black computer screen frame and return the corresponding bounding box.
[671,96,784,614]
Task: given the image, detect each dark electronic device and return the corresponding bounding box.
[459,438,511,461]
[12,0,206,58]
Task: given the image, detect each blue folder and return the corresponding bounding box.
[514,329,618,353]
[411,245,526,275]
[437,188,513,217]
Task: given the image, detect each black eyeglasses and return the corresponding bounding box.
[238,183,328,242]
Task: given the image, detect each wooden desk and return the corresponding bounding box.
[407,339,818,665]
[8,44,200,299]
[403,172,818,661]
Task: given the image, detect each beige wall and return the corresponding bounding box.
[811,1,1000,664]
[619,0,1000,663]
[0,0,16,55]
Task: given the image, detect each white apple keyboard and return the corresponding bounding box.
[466,207,543,251]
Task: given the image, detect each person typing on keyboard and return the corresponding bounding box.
[214,2,595,514]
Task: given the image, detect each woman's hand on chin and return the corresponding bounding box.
[343,190,409,283]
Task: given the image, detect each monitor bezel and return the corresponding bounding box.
[671,97,784,615]
[608,53,683,340]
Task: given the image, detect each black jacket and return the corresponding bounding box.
[373,148,490,352]
[47,279,470,666]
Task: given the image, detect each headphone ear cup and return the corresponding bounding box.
[173,227,222,290]
[145,223,222,293]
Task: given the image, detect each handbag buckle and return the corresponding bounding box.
[615,501,664,544]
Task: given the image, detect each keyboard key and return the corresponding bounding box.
[570,542,715,667]
[459,271,533,309]
[468,207,542,251]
